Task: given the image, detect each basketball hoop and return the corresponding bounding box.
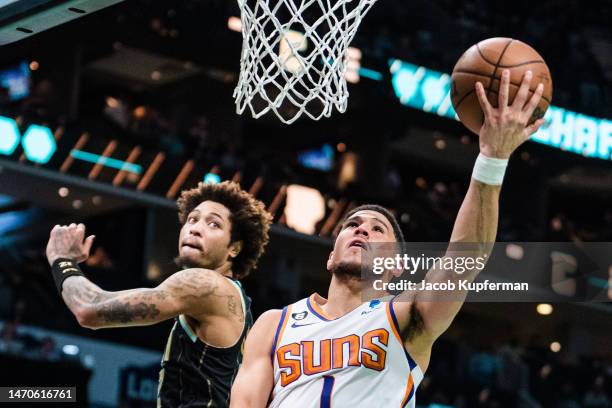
[234,0,378,124]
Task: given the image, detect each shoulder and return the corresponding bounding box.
[254,309,284,329]
[161,268,241,316]
[251,309,285,341]
[165,268,231,293]
[244,309,283,355]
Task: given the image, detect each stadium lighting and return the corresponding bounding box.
[505,244,524,260]
[21,124,56,164]
[0,116,20,156]
[58,187,69,197]
[284,185,325,235]
[62,345,80,355]
[550,342,561,353]
[70,149,142,174]
[227,16,242,32]
[536,304,553,315]
[203,173,221,184]
[346,47,362,84]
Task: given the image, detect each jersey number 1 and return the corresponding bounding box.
[320,376,335,408]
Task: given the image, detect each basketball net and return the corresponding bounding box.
[234,0,378,124]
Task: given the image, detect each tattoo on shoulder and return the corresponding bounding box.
[227,295,244,323]
[173,269,244,322]
[174,269,219,294]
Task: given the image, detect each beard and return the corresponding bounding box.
[330,261,362,281]
[174,254,207,269]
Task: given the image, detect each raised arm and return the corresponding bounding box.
[60,268,227,329]
[230,309,281,408]
[46,224,237,329]
[395,69,546,363]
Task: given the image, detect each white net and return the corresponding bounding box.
[234,0,378,124]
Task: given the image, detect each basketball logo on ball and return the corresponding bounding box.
[451,38,553,135]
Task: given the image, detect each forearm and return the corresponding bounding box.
[61,277,166,329]
[410,180,501,339]
[451,179,500,244]
[434,179,500,283]
[61,276,110,316]
[230,374,271,408]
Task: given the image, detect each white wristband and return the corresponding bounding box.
[472,153,508,186]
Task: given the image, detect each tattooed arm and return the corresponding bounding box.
[46,223,243,329]
[61,268,232,329]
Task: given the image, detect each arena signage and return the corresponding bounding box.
[389,59,612,161]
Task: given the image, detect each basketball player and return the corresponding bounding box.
[231,69,546,407]
[46,181,272,407]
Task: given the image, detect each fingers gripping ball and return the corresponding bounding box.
[451,38,553,135]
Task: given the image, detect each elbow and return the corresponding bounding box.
[74,306,100,330]
[230,384,254,408]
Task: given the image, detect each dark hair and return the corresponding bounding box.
[340,204,405,242]
[177,181,273,279]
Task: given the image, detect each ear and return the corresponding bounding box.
[326,251,334,271]
[229,241,243,259]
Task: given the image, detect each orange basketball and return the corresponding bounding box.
[450,38,553,135]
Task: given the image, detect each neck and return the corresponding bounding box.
[181,260,234,278]
[215,262,234,278]
[322,274,364,319]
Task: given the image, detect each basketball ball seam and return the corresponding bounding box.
[484,39,515,102]
[475,45,499,66]
[497,60,546,68]
[453,89,475,110]
[475,46,546,69]
[452,70,552,104]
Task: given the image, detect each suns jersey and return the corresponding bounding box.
[269,294,423,408]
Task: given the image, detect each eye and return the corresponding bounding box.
[188,215,198,223]
[373,225,384,233]
[208,221,221,229]
[345,221,358,229]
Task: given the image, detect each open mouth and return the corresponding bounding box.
[181,241,203,251]
[348,240,368,250]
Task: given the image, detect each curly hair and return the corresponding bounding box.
[176,181,272,279]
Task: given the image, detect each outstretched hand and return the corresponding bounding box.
[476,69,546,159]
[46,223,95,266]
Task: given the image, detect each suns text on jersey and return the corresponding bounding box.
[276,328,389,386]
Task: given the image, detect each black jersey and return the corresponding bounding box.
[157,279,252,408]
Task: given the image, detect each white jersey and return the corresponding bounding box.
[269,294,423,408]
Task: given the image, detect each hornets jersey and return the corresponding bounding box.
[157,279,252,407]
[269,294,423,408]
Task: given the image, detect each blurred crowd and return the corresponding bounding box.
[420,338,612,408]
[0,321,61,362]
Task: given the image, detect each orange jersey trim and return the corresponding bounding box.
[272,305,292,357]
[308,294,333,321]
[385,301,402,342]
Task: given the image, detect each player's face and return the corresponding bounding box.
[177,201,234,270]
[327,210,396,274]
